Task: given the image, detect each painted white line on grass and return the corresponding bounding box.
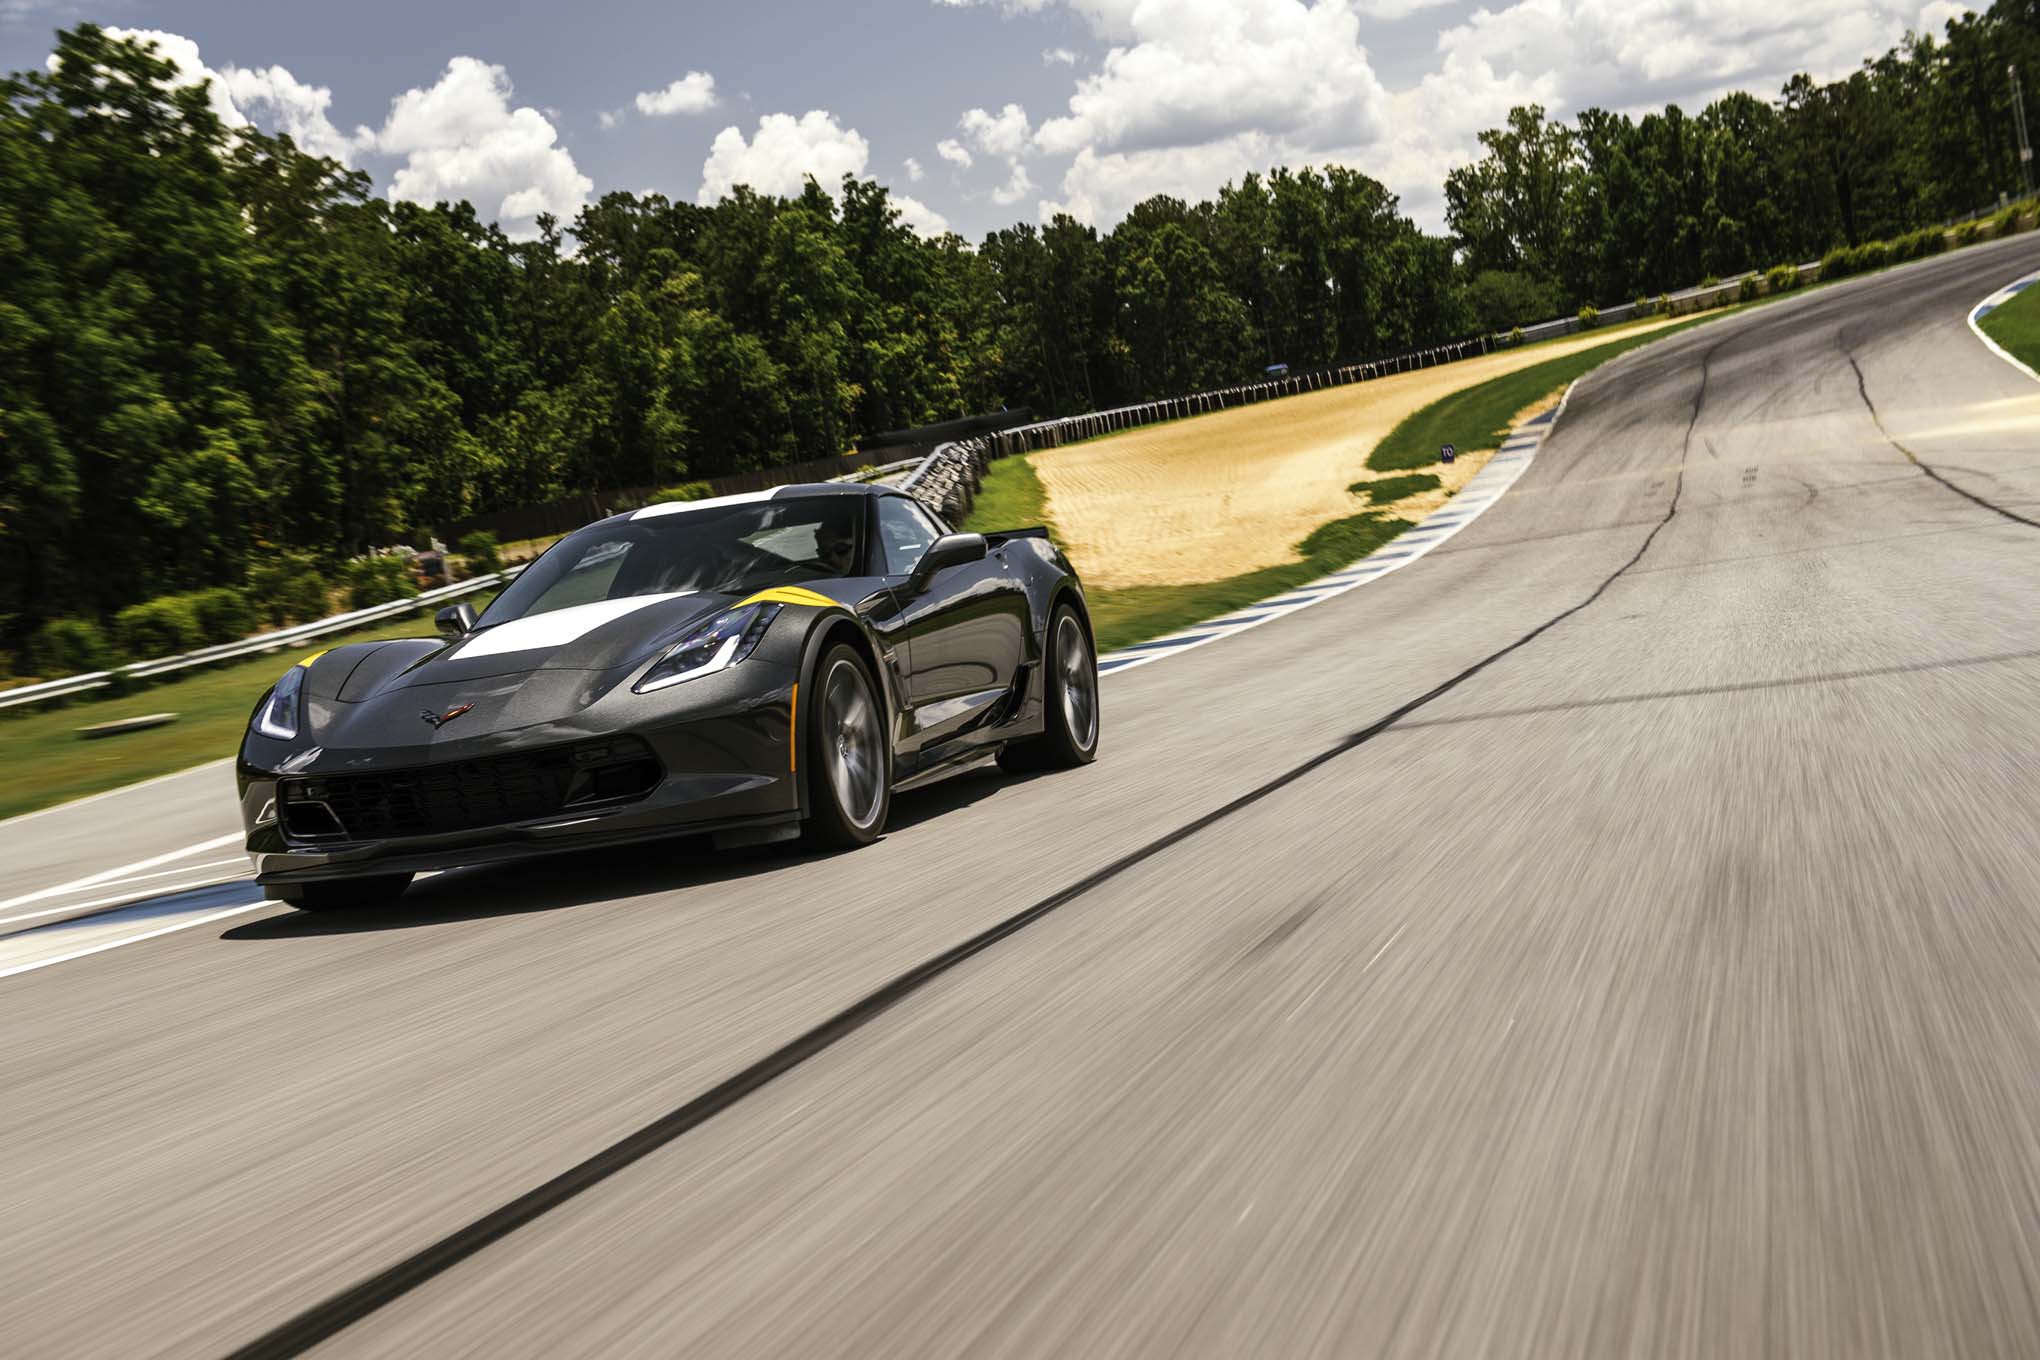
[0,832,245,914]
[1968,272,2040,384]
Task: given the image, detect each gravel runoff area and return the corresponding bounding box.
[1034,313,1696,589]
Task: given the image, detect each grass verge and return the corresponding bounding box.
[1368,310,1733,471]
[1979,279,2040,371]
[959,456,1057,545]
[0,603,487,821]
[961,455,1410,652]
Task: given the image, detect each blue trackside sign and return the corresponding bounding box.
[1440,443,1456,463]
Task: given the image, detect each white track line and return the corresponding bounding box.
[0,890,271,982]
[0,868,251,930]
[1967,272,2040,384]
[0,832,245,913]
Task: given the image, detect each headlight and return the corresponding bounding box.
[253,664,305,740]
[635,604,779,693]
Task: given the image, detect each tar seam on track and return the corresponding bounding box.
[1847,352,2040,530]
[227,352,1713,1360]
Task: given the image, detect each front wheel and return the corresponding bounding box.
[269,872,414,913]
[1000,604,1100,772]
[803,644,891,848]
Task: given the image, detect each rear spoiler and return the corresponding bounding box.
[983,526,1050,544]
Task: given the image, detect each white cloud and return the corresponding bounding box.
[54,28,367,165]
[63,28,248,131]
[220,64,364,163]
[366,56,592,238]
[960,101,1033,158]
[904,156,926,181]
[634,71,718,116]
[1001,0,1961,232]
[1033,2,1387,159]
[600,109,619,130]
[936,137,974,170]
[992,159,1036,205]
[1042,46,1079,65]
[894,194,952,237]
[699,109,870,201]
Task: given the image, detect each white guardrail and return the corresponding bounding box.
[0,568,524,711]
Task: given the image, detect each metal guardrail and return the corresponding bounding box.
[0,567,523,711]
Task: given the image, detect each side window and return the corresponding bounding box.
[876,497,947,575]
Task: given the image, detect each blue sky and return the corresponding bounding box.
[0,0,1970,240]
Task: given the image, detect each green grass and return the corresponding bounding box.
[1979,278,2040,372]
[1368,311,1733,472]
[0,602,486,821]
[1085,512,1412,654]
[1353,472,1440,503]
[959,455,1056,543]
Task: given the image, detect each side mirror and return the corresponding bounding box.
[912,532,987,586]
[436,602,478,639]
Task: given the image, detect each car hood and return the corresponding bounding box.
[308,591,737,748]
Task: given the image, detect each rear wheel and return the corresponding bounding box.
[1000,604,1100,772]
[269,872,414,913]
[803,644,891,848]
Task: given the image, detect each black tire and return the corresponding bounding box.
[274,872,414,913]
[999,603,1100,772]
[802,644,891,848]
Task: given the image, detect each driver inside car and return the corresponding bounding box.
[814,520,859,576]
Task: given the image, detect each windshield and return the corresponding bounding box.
[478,496,864,625]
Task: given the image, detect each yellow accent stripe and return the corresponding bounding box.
[788,682,798,772]
[739,586,837,609]
[296,649,330,669]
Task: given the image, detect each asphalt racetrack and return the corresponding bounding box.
[4,232,2040,1358]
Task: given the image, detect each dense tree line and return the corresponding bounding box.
[1447,0,2040,309]
[2,9,2037,661]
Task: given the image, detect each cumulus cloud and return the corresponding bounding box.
[987,0,1964,230]
[366,56,592,238]
[60,28,250,131]
[634,70,718,116]
[935,137,974,169]
[893,194,952,237]
[699,109,870,201]
[904,155,926,181]
[221,64,365,163]
[960,101,1033,158]
[1042,46,1079,65]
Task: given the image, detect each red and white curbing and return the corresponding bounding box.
[1097,389,1572,677]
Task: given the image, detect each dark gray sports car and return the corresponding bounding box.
[237,483,1099,910]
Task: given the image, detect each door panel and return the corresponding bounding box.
[874,496,1028,757]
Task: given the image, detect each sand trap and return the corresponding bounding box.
[1036,317,1692,587]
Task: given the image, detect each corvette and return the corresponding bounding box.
[237,483,1100,910]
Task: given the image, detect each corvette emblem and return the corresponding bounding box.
[420,703,474,730]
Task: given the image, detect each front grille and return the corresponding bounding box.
[279,737,661,842]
